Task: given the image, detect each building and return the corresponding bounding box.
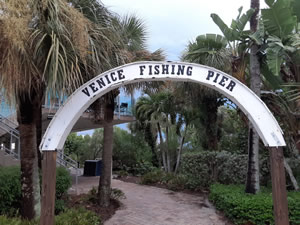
[0,90,135,167]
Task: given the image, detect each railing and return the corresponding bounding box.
[0,114,19,137]
[0,145,19,160]
[57,150,80,194]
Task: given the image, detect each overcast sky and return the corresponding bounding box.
[102,0,267,61]
[78,0,267,136]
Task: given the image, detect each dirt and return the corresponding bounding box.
[67,193,121,222]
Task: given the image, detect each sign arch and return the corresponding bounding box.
[40,61,285,151]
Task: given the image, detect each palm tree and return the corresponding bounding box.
[245,0,261,194]
[136,91,176,172]
[0,0,123,219]
[182,34,231,150]
[97,13,166,206]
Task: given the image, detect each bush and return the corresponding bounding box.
[55,167,72,214]
[55,208,101,225]
[0,166,21,216]
[0,166,72,216]
[209,183,300,225]
[0,208,101,225]
[56,167,72,199]
[180,151,270,189]
[140,170,187,191]
[140,169,165,185]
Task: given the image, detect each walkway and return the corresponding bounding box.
[70,176,231,225]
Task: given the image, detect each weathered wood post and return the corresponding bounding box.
[40,151,57,225]
[269,147,289,225]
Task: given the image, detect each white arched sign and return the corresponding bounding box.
[40,61,285,151]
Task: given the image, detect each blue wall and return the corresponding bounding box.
[0,96,15,117]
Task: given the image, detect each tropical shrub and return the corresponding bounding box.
[0,166,72,216]
[180,151,247,189]
[0,166,21,216]
[113,127,154,175]
[56,167,72,199]
[55,208,101,225]
[140,169,165,185]
[180,151,271,189]
[209,183,300,225]
[140,169,187,191]
[0,208,101,225]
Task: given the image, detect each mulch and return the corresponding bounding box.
[67,193,121,222]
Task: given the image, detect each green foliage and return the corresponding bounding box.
[55,167,72,214]
[209,184,300,225]
[87,187,125,203]
[56,167,72,199]
[113,127,154,175]
[0,208,101,225]
[218,106,248,154]
[55,208,101,225]
[0,216,36,225]
[262,0,297,38]
[140,169,165,185]
[110,188,126,201]
[0,166,21,216]
[211,7,254,42]
[65,129,104,166]
[0,166,71,216]
[140,169,187,191]
[180,151,248,189]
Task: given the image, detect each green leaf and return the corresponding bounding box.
[236,6,243,20]
[291,0,300,22]
[265,0,275,7]
[261,63,282,89]
[211,14,238,42]
[262,0,297,38]
[236,9,255,32]
[266,48,283,76]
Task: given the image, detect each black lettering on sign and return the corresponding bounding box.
[177,65,185,75]
[213,73,220,83]
[226,80,236,92]
[171,65,176,75]
[154,65,160,74]
[89,82,98,93]
[206,70,214,80]
[162,65,169,74]
[139,65,146,75]
[118,69,125,80]
[96,78,106,88]
[149,65,153,75]
[110,72,117,81]
[82,87,90,97]
[104,74,111,84]
[219,76,228,87]
[206,71,236,92]
[187,66,193,76]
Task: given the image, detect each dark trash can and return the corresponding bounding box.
[83,160,102,176]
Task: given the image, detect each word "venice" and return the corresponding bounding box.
[82,69,125,97]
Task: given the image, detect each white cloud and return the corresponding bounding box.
[102,0,267,60]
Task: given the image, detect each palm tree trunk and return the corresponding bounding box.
[175,124,188,174]
[18,92,41,219]
[202,97,219,150]
[36,103,42,169]
[166,124,171,173]
[246,0,261,194]
[157,122,167,172]
[284,158,299,191]
[98,94,114,207]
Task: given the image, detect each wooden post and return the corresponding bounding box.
[40,151,57,225]
[269,147,289,225]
